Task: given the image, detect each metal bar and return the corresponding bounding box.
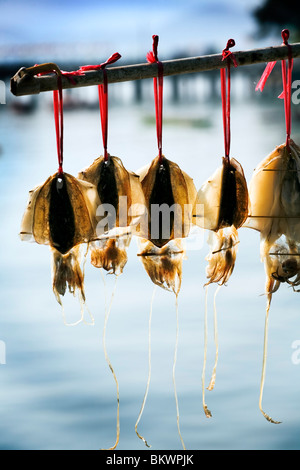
[10,42,300,97]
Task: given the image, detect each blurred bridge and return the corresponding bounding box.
[1,55,300,109]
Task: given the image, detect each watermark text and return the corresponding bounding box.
[0,80,5,104]
[0,340,6,365]
[291,340,300,365]
[292,80,300,105]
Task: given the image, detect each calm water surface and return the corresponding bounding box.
[1,91,300,450]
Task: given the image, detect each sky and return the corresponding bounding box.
[0,0,269,64]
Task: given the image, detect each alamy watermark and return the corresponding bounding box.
[292,80,300,105]
[0,340,6,365]
[0,80,5,104]
[291,340,300,365]
[95,197,205,251]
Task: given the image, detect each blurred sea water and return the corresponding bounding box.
[1,81,300,450]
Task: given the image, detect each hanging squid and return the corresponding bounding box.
[78,53,151,450]
[243,29,297,424]
[78,154,146,276]
[19,63,99,325]
[191,39,250,419]
[78,53,146,277]
[134,36,198,451]
[20,171,99,324]
[244,141,300,293]
[192,39,248,287]
[192,155,249,417]
[136,154,197,294]
[244,140,300,423]
[134,153,197,450]
[193,156,249,286]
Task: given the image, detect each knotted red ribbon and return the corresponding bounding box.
[60,69,85,85]
[80,52,122,161]
[35,65,85,86]
[33,64,86,173]
[255,29,293,151]
[147,35,164,163]
[220,39,238,160]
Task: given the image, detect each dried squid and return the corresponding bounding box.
[193,156,248,285]
[136,152,197,300]
[244,139,300,423]
[192,156,249,417]
[78,154,146,275]
[134,154,197,450]
[136,153,198,295]
[20,171,99,324]
[137,154,197,248]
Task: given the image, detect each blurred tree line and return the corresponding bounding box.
[253,0,300,41]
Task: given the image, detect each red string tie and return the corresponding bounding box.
[34,65,86,171]
[35,65,85,85]
[220,39,238,160]
[53,75,63,174]
[255,29,293,150]
[34,65,64,174]
[60,69,85,85]
[79,53,121,161]
[222,39,238,67]
[147,35,164,163]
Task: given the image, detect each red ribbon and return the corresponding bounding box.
[34,65,85,173]
[255,61,277,92]
[220,39,238,160]
[255,29,293,150]
[35,66,64,174]
[34,65,85,85]
[53,75,64,174]
[79,52,121,72]
[147,35,164,163]
[79,53,121,161]
[60,69,85,85]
